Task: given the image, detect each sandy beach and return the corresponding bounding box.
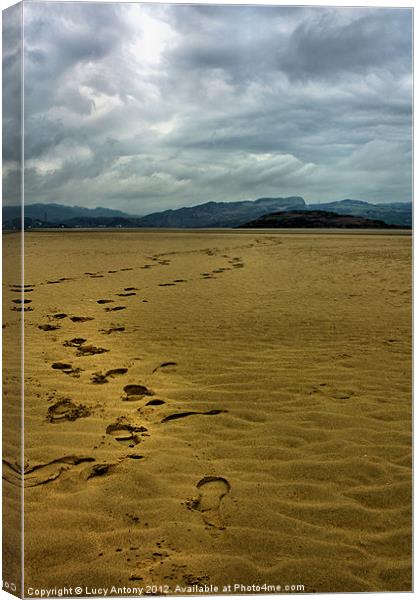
[3,230,412,593]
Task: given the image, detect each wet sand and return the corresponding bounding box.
[3,230,412,593]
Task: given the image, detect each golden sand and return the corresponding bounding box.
[3,230,412,593]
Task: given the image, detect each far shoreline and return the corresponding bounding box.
[4,227,412,236]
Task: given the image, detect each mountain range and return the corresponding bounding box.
[3,203,134,223]
[2,197,412,229]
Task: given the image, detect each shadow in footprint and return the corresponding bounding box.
[188,476,231,530]
[76,345,109,356]
[51,362,82,377]
[39,324,60,331]
[146,399,165,406]
[106,423,147,446]
[105,306,126,312]
[84,464,115,480]
[63,338,87,347]
[162,410,226,423]
[70,316,94,323]
[108,368,128,377]
[123,384,154,401]
[152,361,177,373]
[91,368,128,384]
[97,299,114,304]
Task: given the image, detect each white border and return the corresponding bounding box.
[0,2,414,600]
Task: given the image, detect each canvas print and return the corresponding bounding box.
[2,1,412,597]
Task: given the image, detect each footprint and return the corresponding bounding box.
[146,399,165,406]
[39,324,60,331]
[76,345,109,356]
[152,362,177,373]
[52,313,68,319]
[105,306,126,312]
[310,383,354,400]
[12,299,32,304]
[84,463,115,480]
[123,384,154,401]
[91,373,109,384]
[51,362,74,370]
[47,399,90,423]
[100,326,125,334]
[97,299,114,304]
[63,337,87,347]
[117,292,136,297]
[124,287,138,291]
[188,476,231,530]
[108,368,128,377]
[51,362,82,377]
[70,316,94,322]
[91,368,128,384]
[46,278,72,284]
[23,456,95,487]
[106,423,147,446]
[158,283,175,287]
[162,410,226,423]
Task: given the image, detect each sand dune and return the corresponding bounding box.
[3,230,411,593]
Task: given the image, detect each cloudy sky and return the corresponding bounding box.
[2,2,413,213]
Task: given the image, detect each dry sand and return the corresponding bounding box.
[2,230,412,594]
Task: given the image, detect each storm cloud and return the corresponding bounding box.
[3,2,413,212]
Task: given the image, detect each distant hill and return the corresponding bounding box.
[2,203,140,227]
[134,197,306,228]
[239,210,405,229]
[308,199,412,227]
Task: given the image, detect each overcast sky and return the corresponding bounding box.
[2,2,413,213]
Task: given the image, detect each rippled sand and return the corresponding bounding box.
[3,230,412,593]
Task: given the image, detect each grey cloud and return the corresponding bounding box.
[2,3,412,210]
[281,10,412,81]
